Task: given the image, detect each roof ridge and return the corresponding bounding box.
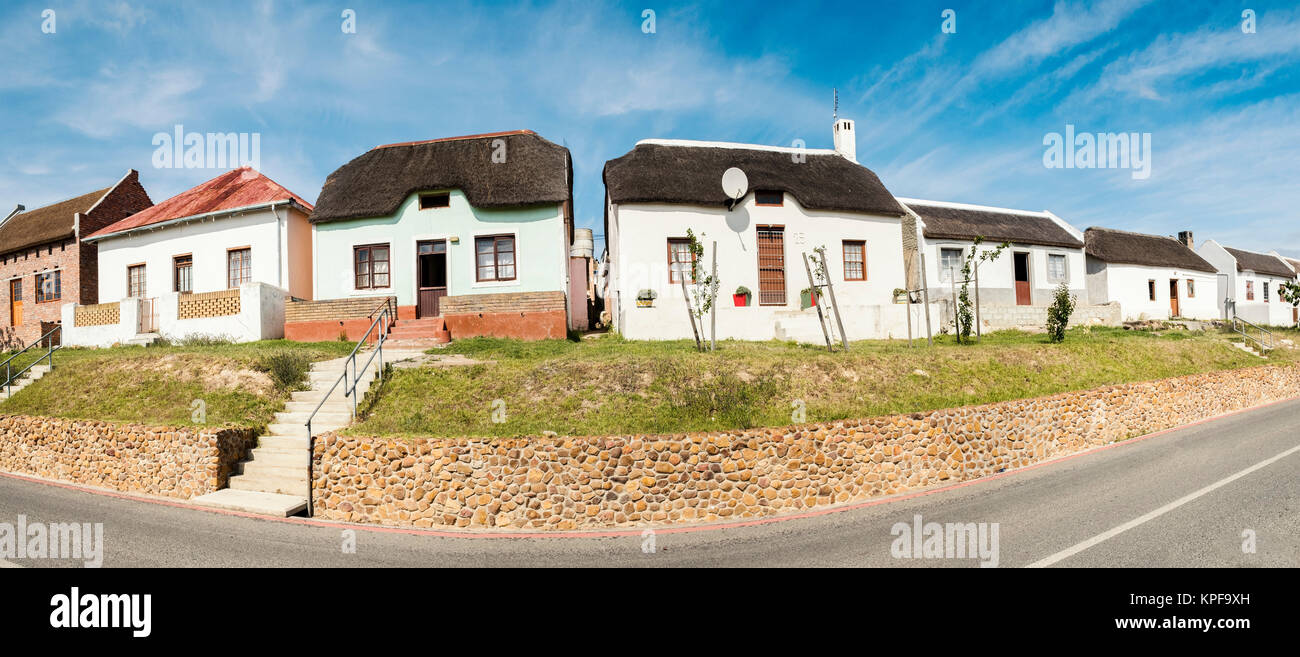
[374,130,538,151]
[1086,226,1184,242]
[898,197,1050,217]
[9,185,112,216]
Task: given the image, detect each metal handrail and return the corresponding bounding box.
[1232,315,1274,351]
[2,325,61,399]
[303,305,393,516]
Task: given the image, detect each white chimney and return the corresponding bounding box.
[833,119,857,163]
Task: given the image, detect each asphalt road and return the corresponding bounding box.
[2,398,1297,568]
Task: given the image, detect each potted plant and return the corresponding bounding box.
[636,289,658,308]
[800,287,818,309]
[733,285,751,307]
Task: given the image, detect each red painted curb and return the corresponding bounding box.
[3,392,1298,540]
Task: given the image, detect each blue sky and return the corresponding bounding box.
[2,0,1298,256]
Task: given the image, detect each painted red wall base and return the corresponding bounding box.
[285,318,384,343]
[445,310,567,341]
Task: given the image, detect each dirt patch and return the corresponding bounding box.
[101,354,275,395]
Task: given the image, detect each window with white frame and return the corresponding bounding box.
[1047,253,1068,283]
[939,247,963,282]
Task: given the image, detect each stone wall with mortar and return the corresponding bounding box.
[312,364,1300,530]
[0,415,256,499]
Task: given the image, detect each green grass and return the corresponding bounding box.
[0,340,355,428]
[348,326,1298,439]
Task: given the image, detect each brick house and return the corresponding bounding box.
[0,170,152,348]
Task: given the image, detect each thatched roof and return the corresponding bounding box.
[1084,227,1217,273]
[603,141,906,216]
[903,199,1083,249]
[1224,246,1296,278]
[1284,257,1300,276]
[312,130,571,224]
[0,186,109,255]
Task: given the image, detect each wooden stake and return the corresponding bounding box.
[819,248,849,351]
[802,253,832,351]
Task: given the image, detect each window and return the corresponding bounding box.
[1148,280,1156,301]
[354,244,391,289]
[939,247,963,282]
[128,265,147,298]
[475,235,516,282]
[173,255,192,293]
[35,271,61,303]
[227,248,252,288]
[755,190,784,206]
[842,240,866,281]
[667,238,696,284]
[419,193,450,210]
[1264,282,1270,302]
[756,226,786,305]
[1187,279,1195,298]
[1246,281,1255,301]
[1047,254,1067,283]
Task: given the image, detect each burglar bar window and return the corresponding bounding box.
[174,255,192,293]
[756,226,786,305]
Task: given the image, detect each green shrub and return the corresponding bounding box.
[1046,282,1077,343]
[256,351,312,392]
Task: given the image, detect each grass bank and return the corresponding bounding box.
[349,326,1298,439]
[0,340,355,427]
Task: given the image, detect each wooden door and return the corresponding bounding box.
[1169,280,1180,317]
[9,279,21,327]
[1013,253,1031,306]
[416,240,447,318]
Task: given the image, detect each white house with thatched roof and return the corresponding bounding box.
[602,121,932,343]
[1083,228,1220,321]
[1198,241,1297,326]
[898,199,1118,331]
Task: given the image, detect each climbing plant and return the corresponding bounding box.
[954,237,1010,344]
[684,228,719,350]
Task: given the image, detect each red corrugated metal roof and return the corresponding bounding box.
[88,167,312,239]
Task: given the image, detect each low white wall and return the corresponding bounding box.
[63,283,284,347]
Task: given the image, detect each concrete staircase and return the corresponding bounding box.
[191,352,383,517]
[0,363,50,402]
[126,333,160,347]
[386,317,450,345]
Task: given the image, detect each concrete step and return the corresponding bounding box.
[237,460,306,480]
[258,435,310,451]
[274,410,351,425]
[190,489,307,517]
[289,384,372,404]
[247,447,306,468]
[267,422,347,438]
[282,400,353,414]
[228,472,308,496]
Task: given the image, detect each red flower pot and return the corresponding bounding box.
[733,293,749,307]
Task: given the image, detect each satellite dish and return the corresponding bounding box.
[721,167,748,202]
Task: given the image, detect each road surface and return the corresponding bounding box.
[2,397,1297,567]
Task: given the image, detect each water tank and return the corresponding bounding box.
[571,228,594,259]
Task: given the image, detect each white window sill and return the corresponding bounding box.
[471,281,522,290]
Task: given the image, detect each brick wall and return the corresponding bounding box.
[77,171,152,306]
[285,296,395,323]
[74,302,120,327]
[177,289,241,320]
[441,291,566,314]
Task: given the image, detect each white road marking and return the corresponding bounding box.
[1027,443,1300,568]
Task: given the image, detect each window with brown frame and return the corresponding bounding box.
[173,255,192,293]
[475,235,516,282]
[419,193,450,210]
[842,240,866,281]
[354,244,391,289]
[755,190,784,206]
[127,265,147,298]
[1186,279,1195,298]
[1246,280,1255,301]
[1264,282,1270,302]
[756,226,786,305]
[227,248,252,288]
[1148,279,1156,301]
[667,238,696,284]
[35,271,60,303]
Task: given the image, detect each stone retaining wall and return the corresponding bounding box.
[0,415,256,499]
[312,364,1300,530]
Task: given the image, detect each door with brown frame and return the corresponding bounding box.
[1013,252,1031,306]
[416,240,448,318]
[8,279,21,327]
[1169,279,1180,317]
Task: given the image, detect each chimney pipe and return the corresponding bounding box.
[1177,231,1194,249]
[3,204,23,223]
